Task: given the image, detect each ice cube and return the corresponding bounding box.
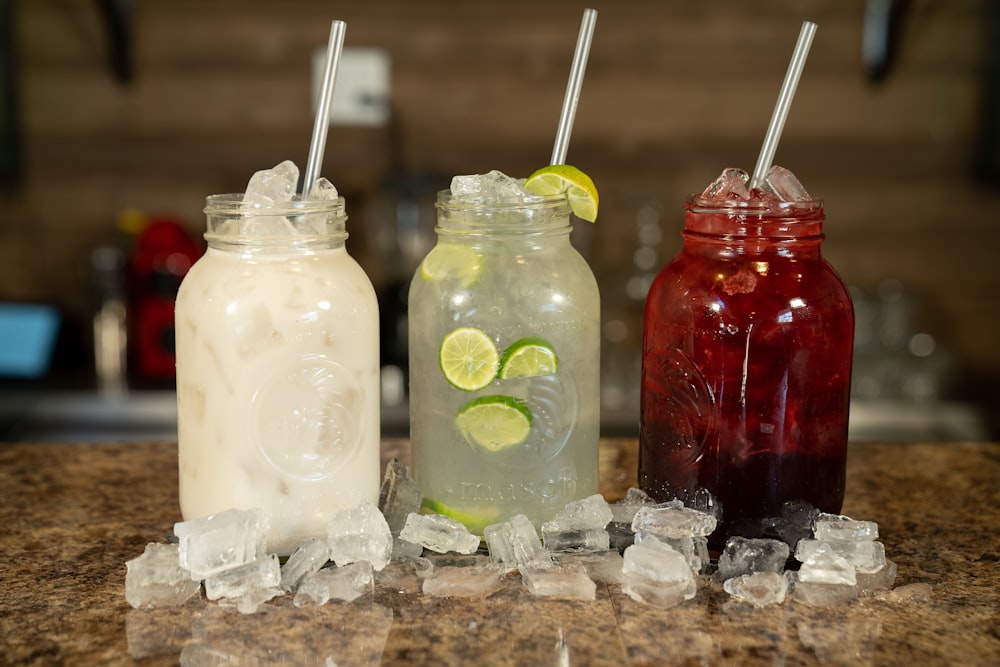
[280,537,331,592]
[762,165,811,202]
[412,555,435,578]
[716,536,790,582]
[377,460,426,560]
[798,542,857,586]
[308,176,339,201]
[795,538,886,574]
[327,499,393,572]
[294,561,374,606]
[631,503,717,540]
[393,538,425,560]
[701,168,750,201]
[244,160,299,205]
[607,521,636,552]
[541,527,609,553]
[637,535,709,574]
[124,543,202,609]
[813,514,879,542]
[377,459,423,536]
[451,170,528,199]
[483,514,550,572]
[520,561,596,600]
[610,487,655,524]
[572,549,623,585]
[423,552,484,569]
[399,513,480,554]
[299,176,342,234]
[621,536,697,608]
[541,495,613,552]
[174,508,268,580]
[374,557,432,595]
[771,499,821,547]
[204,554,281,601]
[857,559,897,597]
[546,494,614,530]
[685,488,723,522]
[422,561,503,598]
[217,585,282,615]
[728,499,820,547]
[723,571,788,608]
[791,575,859,607]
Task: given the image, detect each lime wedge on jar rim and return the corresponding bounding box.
[523,164,599,222]
[419,243,482,287]
[439,327,500,392]
[497,336,558,379]
[455,394,533,452]
[421,498,500,535]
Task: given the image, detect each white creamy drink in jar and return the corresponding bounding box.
[175,162,380,555]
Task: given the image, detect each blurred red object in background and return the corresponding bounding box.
[127,218,203,386]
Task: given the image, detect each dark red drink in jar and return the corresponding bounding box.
[638,167,854,549]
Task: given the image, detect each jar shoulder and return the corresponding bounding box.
[646,251,853,322]
[178,248,378,311]
[651,251,848,293]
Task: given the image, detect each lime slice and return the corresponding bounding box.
[523,164,599,222]
[419,243,482,286]
[456,394,533,452]
[439,327,500,391]
[422,498,500,535]
[498,336,558,379]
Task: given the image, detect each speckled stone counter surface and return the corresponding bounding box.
[1,439,998,666]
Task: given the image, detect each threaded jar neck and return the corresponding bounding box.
[203,194,348,250]
[435,191,572,238]
[683,195,825,241]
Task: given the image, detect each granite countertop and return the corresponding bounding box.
[1,439,998,666]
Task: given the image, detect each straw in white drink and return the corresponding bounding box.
[303,20,347,197]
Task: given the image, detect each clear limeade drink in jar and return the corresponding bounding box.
[175,162,380,555]
[639,167,854,549]
[408,170,601,533]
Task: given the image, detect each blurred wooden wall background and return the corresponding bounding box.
[2,1,996,420]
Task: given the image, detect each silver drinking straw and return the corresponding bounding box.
[303,20,347,197]
[749,21,818,190]
[550,9,598,166]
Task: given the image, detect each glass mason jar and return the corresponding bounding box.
[175,195,380,555]
[639,195,854,548]
[408,191,601,533]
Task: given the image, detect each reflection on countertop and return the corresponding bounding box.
[0,389,989,443]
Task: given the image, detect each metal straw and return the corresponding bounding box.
[303,20,347,197]
[550,8,598,166]
[749,21,818,190]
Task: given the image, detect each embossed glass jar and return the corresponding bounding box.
[408,191,601,532]
[175,194,380,555]
[639,194,854,547]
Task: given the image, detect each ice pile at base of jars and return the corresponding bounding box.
[125,460,918,614]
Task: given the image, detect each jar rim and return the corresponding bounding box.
[684,193,824,215]
[204,193,346,216]
[436,190,571,213]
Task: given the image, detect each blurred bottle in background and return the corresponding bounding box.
[90,243,127,395]
[850,278,954,403]
[599,198,664,429]
[123,211,202,388]
[369,171,444,410]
